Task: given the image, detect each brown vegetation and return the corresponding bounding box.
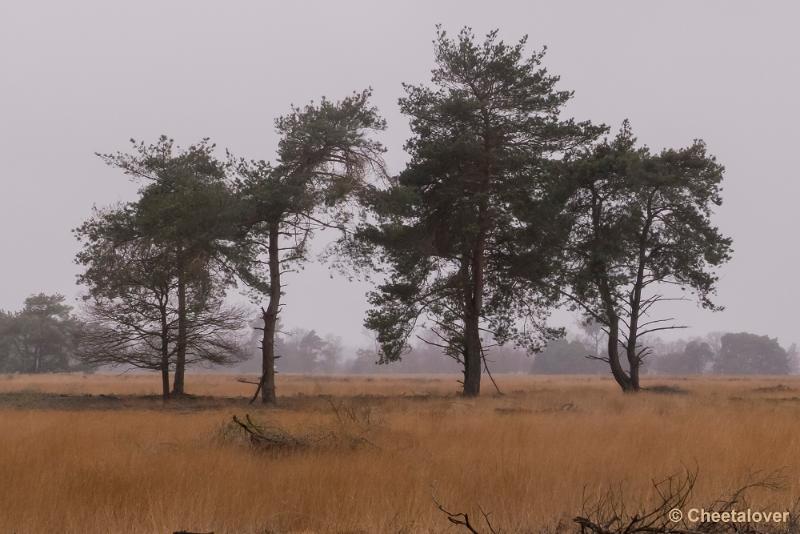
[0,374,799,532]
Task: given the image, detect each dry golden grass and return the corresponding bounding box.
[0,373,799,533]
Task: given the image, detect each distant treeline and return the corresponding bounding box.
[235,323,798,377]
[0,293,795,377]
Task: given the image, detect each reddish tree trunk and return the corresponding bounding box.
[260,223,281,404]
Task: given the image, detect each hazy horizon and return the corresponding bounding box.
[2,1,798,348]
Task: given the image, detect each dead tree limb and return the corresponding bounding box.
[431,487,499,534]
[231,414,306,450]
[480,348,503,396]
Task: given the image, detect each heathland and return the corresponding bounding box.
[0,374,798,533]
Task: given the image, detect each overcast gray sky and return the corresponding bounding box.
[1,1,798,348]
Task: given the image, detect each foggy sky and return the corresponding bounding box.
[1,1,798,348]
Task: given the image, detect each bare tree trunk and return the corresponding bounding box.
[597,266,635,392]
[160,300,171,401]
[463,311,482,397]
[592,188,637,393]
[625,315,642,392]
[161,365,170,401]
[606,315,635,392]
[172,271,187,396]
[462,219,486,397]
[629,356,640,391]
[622,211,654,393]
[260,223,280,404]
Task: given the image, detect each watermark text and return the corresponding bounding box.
[669,508,789,524]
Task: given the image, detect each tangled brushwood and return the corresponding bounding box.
[436,468,800,533]
[226,399,380,452]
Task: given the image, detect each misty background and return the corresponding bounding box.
[1,1,798,360]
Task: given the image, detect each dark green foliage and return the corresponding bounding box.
[351,27,602,396]
[558,122,732,391]
[0,294,84,373]
[76,138,247,397]
[713,332,790,375]
[75,208,247,359]
[233,89,386,283]
[96,136,241,285]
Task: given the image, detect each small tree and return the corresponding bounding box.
[3,294,82,373]
[713,332,790,375]
[75,206,246,399]
[557,123,732,391]
[320,334,344,373]
[96,137,240,395]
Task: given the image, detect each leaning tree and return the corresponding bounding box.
[232,89,385,404]
[349,27,602,396]
[556,122,732,392]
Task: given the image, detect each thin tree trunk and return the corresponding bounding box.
[629,356,640,391]
[161,365,170,401]
[160,299,171,401]
[600,279,635,391]
[462,219,486,397]
[623,202,655,393]
[260,223,280,404]
[606,315,635,392]
[462,119,495,398]
[591,187,636,392]
[172,271,187,396]
[625,305,642,392]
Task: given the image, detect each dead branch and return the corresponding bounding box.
[574,466,790,534]
[431,489,499,534]
[480,348,503,396]
[231,414,307,451]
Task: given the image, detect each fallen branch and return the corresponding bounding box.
[231,414,307,450]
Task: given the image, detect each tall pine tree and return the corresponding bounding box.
[352,27,602,396]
